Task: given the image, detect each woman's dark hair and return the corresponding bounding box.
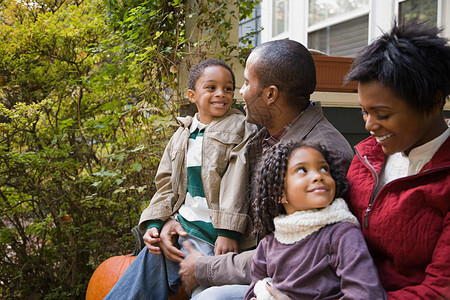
[252,142,348,238]
[187,58,235,91]
[345,22,450,113]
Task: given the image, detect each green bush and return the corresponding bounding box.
[0,0,259,298]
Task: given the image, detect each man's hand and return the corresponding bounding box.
[266,282,292,300]
[214,236,238,255]
[179,241,203,296]
[160,218,187,263]
[143,227,162,255]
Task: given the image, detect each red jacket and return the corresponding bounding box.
[347,136,450,299]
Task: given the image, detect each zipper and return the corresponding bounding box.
[355,150,379,229]
[355,148,450,229]
[201,126,211,210]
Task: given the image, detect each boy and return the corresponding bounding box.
[105,59,257,300]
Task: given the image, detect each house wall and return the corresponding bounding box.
[239,0,450,146]
[259,0,449,47]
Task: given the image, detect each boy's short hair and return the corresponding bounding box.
[188,59,235,91]
[250,40,316,107]
[345,22,450,113]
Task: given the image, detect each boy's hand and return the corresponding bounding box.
[143,227,162,255]
[214,236,238,255]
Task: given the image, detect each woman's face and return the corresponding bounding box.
[358,81,440,156]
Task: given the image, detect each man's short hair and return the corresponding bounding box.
[251,40,316,107]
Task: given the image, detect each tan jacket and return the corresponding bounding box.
[139,109,258,238]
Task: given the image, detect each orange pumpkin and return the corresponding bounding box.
[169,287,189,300]
[85,254,189,300]
[86,254,136,300]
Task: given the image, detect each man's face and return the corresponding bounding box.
[239,54,271,126]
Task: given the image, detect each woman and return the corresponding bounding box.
[343,22,450,299]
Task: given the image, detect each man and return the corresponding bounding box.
[164,40,354,299]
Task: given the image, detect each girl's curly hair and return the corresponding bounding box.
[252,142,348,238]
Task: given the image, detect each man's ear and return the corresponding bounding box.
[266,85,279,105]
[187,89,196,103]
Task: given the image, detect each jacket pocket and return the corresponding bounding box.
[206,131,242,172]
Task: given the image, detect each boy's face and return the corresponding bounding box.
[282,147,335,215]
[358,80,441,156]
[188,65,234,124]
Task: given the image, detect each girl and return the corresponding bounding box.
[244,142,386,300]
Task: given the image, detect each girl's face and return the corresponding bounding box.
[282,147,336,215]
[187,65,234,124]
[358,81,441,156]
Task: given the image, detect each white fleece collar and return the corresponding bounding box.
[273,198,359,244]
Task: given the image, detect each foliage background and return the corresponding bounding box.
[0,0,259,298]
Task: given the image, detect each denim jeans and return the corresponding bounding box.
[191,285,250,300]
[104,235,214,300]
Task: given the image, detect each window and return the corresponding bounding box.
[398,0,438,26]
[272,0,289,37]
[239,3,262,47]
[309,0,369,26]
[307,0,369,57]
[308,15,368,57]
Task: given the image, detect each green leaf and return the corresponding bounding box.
[131,162,142,172]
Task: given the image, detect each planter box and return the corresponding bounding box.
[313,56,358,93]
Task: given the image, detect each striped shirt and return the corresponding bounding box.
[177,115,217,245]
